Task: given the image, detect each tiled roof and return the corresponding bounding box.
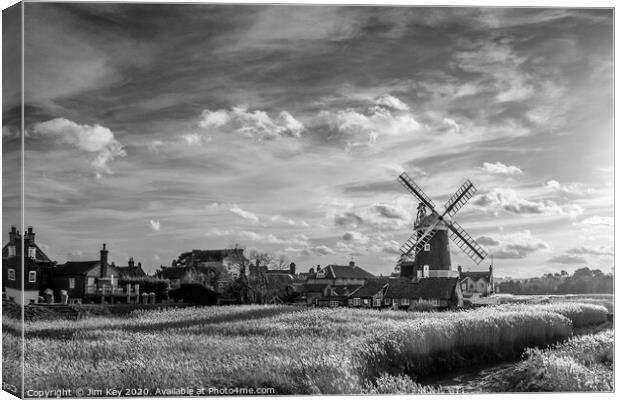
[54,261,99,275]
[302,283,330,293]
[385,277,458,300]
[115,266,146,277]
[350,277,390,298]
[324,264,375,279]
[265,273,296,289]
[460,271,492,281]
[157,266,188,279]
[330,285,363,296]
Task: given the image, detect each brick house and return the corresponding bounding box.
[115,257,147,278]
[301,261,375,306]
[2,226,55,304]
[50,244,140,304]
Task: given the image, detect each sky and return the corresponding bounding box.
[2,3,614,278]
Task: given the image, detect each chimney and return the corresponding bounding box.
[128,257,135,268]
[489,265,493,274]
[349,261,355,267]
[457,265,462,274]
[26,226,34,243]
[8,226,17,244]
[289,262,296,275]
[100,243,108,277]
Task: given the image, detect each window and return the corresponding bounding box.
[423,265,429,278]
[373,299,381,307]
[8,269,15,281]
[385,298,391,305]
[329,300,339,308]
[28,247,37,259]
[424,243,431,251]
[8,246,15,258]
[461,282,467,290]
[352,298,361,306]
[28,271,36,283]
[69,278,76,289]
[401,298,410,306]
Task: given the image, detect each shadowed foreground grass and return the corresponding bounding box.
[1,302,609,395]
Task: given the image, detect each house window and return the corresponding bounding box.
[28,247,37,259]
[363,298,369,305]
[8,269,15,280]
[373,298,381,307]
[8,246,15,257]
[352,298,361,306]
[28,271,36,283]
[329,300,339,308]
[424,243,431,251]
[401,298,410,306]
[384,298,391,305]
[69,278,76,289]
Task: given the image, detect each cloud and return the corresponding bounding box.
[579,216,613,226]
[199,105,304,140]
[549,254,587,264]
[205,227,231,236]
[375,94,410,111]
[371,203,410,221]
[441,118,461,134]
[545,180,594,195]
[149,219,161,231]
[481,161,523,175]
[270,214,308,227]
[285,244,335,256]
[472,188,583,219]
[566,246,613,257]
[238,231,309,247]
[229,205,260,223]
[180,133,211,146]
[479,230,549,259]
[341,231,370,244]
[32,118,126,174]
[334,211,364,228]
[319,104,420,150]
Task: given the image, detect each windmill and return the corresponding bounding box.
[397,171,487,278]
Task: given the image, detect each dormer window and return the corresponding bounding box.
[28,247,37,259]
[8,245,16,258]
[29,271,37,283]
[424,244,431,251]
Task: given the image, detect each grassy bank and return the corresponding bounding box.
[1,302,609,395]
[484,329,614,392]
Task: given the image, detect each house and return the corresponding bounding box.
[301,261,375,306]
[383,277,463,309]
[347,277,390,308]
[115,257,147,278]
[458,265,495,305]
[50,244,140,304]
[2,226,55,304]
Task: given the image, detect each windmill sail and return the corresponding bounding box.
[446,220,488,264]
[443,180,476,217]
[400,216,440,256]
[397,172,437,213]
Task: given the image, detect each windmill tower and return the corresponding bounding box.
[397,171,487,279]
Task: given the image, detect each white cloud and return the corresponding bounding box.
[180,133,211,146]
[286,245,335,256]
[375,94,410,111]
[32,118,126,174]
[481,161,523,175]
[271,215,297,226]
[545,179,594,195]
[199,105,304,140]
[442,117,461,134]
[238,231,309,247]
[566,246,613,257]
[149,219,161,231]
[229,205,260,223]
[477,230,549,259]
[472,188,583,219]
[205,227,231,236]
[579,216,613,226]
[549,254,587,265]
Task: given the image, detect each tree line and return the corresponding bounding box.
[497,267,613,295]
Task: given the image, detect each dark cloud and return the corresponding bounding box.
[372,204,408,220]
[549,254,587,264]
[334,211,364,228]
[476,236,500,246]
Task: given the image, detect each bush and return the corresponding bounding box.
[168,284,218,305]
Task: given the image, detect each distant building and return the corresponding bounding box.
[458,265,495,305]
[2,226,55,304]
[383,277,463,309]
[301,261,375,306]
[173,248,247,279]
[51,244,140,304]
[347,277,390,308]
[114,257,147,278]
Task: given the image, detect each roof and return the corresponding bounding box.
[115,266,146,278]
[177,249,246,264]
[302,283,330,293]
[385,277,459,300]
[2,239,53,264]
[53,261,99,276]
[322,264,375,279]
[460,271,492,281]
[264,273,296,289]
[351,277,390,298]
[330,285,362,296]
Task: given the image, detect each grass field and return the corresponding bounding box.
[1,302,610,395]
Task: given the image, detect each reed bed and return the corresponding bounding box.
[0,302,608,395]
